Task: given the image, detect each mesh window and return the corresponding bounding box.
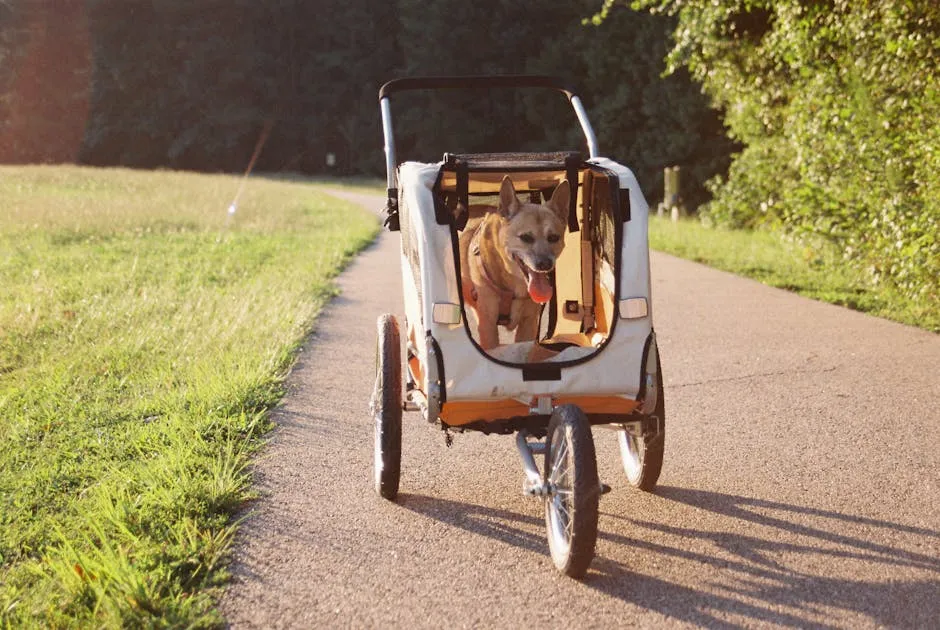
[592,176,616,268]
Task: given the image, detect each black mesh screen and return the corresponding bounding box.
[592,175,616,268]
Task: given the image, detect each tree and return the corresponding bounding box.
[630,0,939,301]
[394,0,732,206]
[0,0,91,164]
[4,0,734,211]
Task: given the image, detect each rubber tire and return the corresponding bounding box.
[544,404,600,578]
[619,353,665,492]
[373,314,402,500]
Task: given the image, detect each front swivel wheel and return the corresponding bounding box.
[544,404,599,578]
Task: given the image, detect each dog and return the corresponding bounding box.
[459,176,570,350]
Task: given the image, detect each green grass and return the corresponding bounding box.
[263,173,387,195]
[649,214,939,332]
[0,165,378,627]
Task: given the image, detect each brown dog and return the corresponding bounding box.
[459,176,570,350]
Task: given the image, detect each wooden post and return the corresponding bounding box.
[661,166,683,221]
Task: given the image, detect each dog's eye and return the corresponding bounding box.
[519,233,535,244]
[547,234,560,244]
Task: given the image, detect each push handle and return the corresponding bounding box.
[378,75,578,100]
[378,75,599,220]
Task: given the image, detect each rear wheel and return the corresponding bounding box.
[544,404,599,578]
[619,356,665,491]
[372,314,402,500]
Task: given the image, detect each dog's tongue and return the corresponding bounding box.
[527,272,553,304]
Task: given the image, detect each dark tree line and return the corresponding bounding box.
[1,0,733,207]
[0,1,91,163]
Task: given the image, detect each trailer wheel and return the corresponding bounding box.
[619,355,665,491]
[544,404,599,578]
[372,314,402,500]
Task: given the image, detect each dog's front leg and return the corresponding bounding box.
[514,301,542,343]
[474,289,502,350]
[504,299,525,332]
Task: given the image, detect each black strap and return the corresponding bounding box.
[384,188,399,231]
[455,162,469,230]
[619,186,631,222]
[522,364,562,381]
[564,156,580,233]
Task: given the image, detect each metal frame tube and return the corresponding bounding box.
[380,97,397,189]
[380,80,599,187]
[570,96,599,159]
[516,431,545,495]
[640,334,659,415]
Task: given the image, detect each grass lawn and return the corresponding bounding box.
[0,165,378,627]
[648,215,938,333]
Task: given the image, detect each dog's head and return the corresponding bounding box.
[497,176,570,304]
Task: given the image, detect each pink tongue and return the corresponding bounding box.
[527,272,553,304]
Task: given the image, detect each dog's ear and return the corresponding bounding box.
[547,180,570,223]
[498,176,520,218]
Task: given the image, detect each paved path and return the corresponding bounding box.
[220,189,939,629]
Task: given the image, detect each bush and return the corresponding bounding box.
[630,0,939,305]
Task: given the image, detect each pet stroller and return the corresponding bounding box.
[372,76,664,577]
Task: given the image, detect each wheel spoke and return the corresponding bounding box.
[631,435,643,463]
[550,434,569,483]
[552,495,572,532]
[552,433,568,469]
[551,459,571,486]
[557,498,573,537]
[549,430,574,542]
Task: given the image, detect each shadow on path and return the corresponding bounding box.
[399,488,939,628]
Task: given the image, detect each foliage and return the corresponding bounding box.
[75,0,400,175]
[0,1,91,163]
[1,1,731,207]
[393,0,733,207]
[649,215,938,332]
[0,166,377,627]
[627,0,939,304]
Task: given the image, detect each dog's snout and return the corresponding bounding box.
[535,259,553,272]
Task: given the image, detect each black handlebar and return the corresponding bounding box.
[378,75,578,101]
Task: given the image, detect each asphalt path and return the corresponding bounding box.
[220,189,939,629]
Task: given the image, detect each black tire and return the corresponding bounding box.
[372,314,402,500]
[619,354,665,491]
[544,404,599,578]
